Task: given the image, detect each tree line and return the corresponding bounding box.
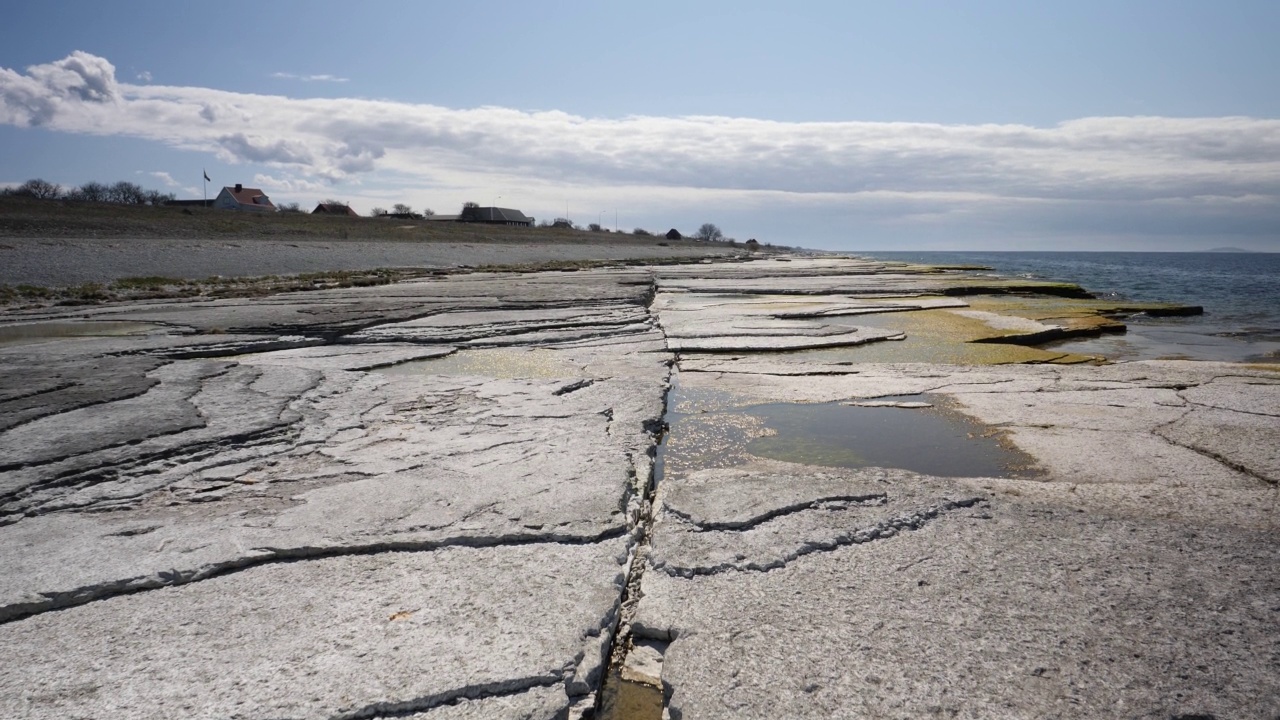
[2,178,176,206]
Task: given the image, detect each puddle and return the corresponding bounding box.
[745,398,1033,477]
[372,347,583,379]
[0,321,167,346]
[600,639,668,720]
[658,381,1036,479]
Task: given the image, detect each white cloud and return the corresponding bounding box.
[3,51,1279,248]
[252,173,330,194]
[142,170,181,187]
[137,71,152,83]
[271,72,349,83]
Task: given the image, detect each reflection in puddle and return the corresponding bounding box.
[0,321,167,346]
[374,347,583,379]
[745,399,1034,477]
[658,382,1036,479]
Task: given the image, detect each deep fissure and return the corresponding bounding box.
[593,276,673,720]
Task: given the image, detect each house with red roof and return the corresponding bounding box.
[213,183,276,212]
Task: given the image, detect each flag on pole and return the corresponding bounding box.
[203,169,211,182]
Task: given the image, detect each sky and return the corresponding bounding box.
[1,0,1278,251]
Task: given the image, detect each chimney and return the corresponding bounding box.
[235,183,242,193]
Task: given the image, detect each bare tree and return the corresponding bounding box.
[277,201,303,213]
[392,203,413,215]
[633,227,651,236]
[588,223,603,232]
[107,181,147,205]
[13,178,63,199]
[369,207,388,217]
[421,208,435,216]
[67,181,109,203]
[696,223,723,242]
[144,189,176,206]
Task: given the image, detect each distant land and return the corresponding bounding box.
[1206,247,1257,253]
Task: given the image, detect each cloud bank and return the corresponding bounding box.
[3,51,1278,248]
[270,72,349,83]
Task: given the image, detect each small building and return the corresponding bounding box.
[312,202,358,216]
[665,228,682,240]
[214,184,276,212]
[460,206,535,227]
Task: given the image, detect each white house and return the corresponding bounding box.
[213,184,276,212]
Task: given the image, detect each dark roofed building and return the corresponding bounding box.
[312,202,358,216]
[460,206,535,226]
[665,228,682,240]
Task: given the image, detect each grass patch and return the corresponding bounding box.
[111,276,185,290]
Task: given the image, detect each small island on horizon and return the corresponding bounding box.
[1206,246,1257,253]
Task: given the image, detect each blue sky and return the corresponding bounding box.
[2,0,1278,251]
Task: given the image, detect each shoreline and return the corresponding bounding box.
[1,254,1276,719]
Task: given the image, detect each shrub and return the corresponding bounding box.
[112,276,181,290]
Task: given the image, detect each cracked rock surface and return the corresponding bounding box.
[1,266,672,718]
[628,349,1278,719]
[2,255,1277,719]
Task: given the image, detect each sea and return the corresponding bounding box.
[856,251,1280,364]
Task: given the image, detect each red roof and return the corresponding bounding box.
[223,186,275,208]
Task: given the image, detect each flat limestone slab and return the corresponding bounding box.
[5,255,1277,719]
[635,482,1279,719]
[626,356,1279,719]
[0,541,628,719]
[0,266,675,720]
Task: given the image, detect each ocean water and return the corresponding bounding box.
[858,251,1280,363]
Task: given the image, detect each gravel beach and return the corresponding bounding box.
[0,236,741,287]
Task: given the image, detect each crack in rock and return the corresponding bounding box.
[653,497,985,577]
[664,493,889,532]
[0,527,630,625]
[330,673,566,720]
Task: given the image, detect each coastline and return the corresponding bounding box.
[857,249,1280,365]
[0,253,1276,719]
